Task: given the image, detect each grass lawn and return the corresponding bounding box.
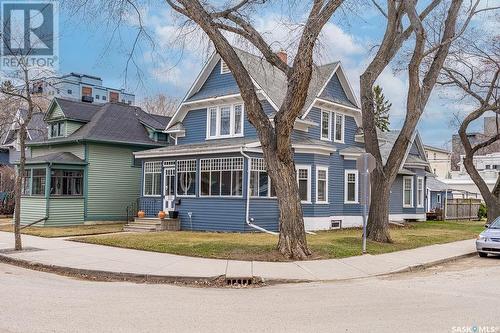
[0,223,125,238]
[72,220,485,261]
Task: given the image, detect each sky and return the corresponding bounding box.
[53,0,499,149]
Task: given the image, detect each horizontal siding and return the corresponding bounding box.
[319,73,354,107]
[86,143,141,220]
[186,60,240,102]
[65,121,83,136]
[20,197,47,225]
[48,104,64,120]
[46,198,85,226]
[31,144,85,159]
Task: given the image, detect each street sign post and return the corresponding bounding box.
[357,153,376,254]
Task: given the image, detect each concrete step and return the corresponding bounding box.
[134,218,162,224]
[123,224,157,232]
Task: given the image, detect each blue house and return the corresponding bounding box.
[135,49,431,232]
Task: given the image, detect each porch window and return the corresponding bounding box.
[22,170,31,195]
[316,166,328,203]
[250,158,276,198]
[177,160,196,196]
[50,170,83,196]
[200,157,243,197]
[344,170,358,203]
[403,176,414,207]
[143,161,162,196]
[296,165,311,203]
[31,169,46,196]
[417,177,424,208]
[334,113,344,143]
[320,110,331,140]
[206,104,244,139]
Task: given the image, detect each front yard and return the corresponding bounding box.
[73,220,485,261]
[0,223,125,238]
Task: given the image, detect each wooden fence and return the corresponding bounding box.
[444,198,481,220]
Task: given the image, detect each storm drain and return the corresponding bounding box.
[225,277,253,286]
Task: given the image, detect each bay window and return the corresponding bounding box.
[316,166,328,203]
[250,158,276,198]
[206,103,244,139]
[21,169,46,196]
[22,170,31,195]
[177,160,196,196]
[143,161,162,196]
[200,157,243,197]
[417,177,424,208]
[403,176,414,207]
[296,165,311,203]
[50,170,83,196]
[344,170,358,203]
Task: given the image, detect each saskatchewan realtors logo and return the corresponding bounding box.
[0,0,59,69]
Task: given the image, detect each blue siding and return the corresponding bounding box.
[304,107,360,148]
[186,60,240,102]
[389,170,427,215]
[319,73,355,107]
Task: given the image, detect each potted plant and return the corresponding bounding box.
[158,211,166,219]
[137,210,145,218]
[168,211,179,219]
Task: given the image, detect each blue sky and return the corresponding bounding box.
[55,1,498,149]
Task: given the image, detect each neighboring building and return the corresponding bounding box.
[134,49,431,232]
[424,144,451,179]
[458,152,500,173]
[19,98,170,226]
[451,116,500,170]
[31,73,135,105]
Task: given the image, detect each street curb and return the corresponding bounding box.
[0,250,478,286]
[0,254,225,286]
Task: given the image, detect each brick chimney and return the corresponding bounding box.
[277,49,288,65]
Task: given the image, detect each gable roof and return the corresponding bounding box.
[47,98,101,122]
[1,108,48,146]
[30,99,170,147]
[168,48,360,130]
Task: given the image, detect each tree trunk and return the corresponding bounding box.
[366,168,392,243]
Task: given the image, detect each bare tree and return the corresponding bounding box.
[439,31,500,221]
[141,94,179,116]
[360,0,492,242]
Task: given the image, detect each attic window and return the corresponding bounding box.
[220,60,230,74]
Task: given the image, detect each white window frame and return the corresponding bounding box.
[296,165,312,204]
[220,60,230,74]
[403,176,414,208]
[334,112,345,143]
[176,159,197,197]
[320,110,331,141]
[344,170,359,204]
[199,157,244,197]
[437,193,441,204]
[206,104,244,139]
[249,158,276,199]
[417,176,424,208]
[316,166,329,204]
[143,161,162,197]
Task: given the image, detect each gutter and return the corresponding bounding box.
[240,148,278,235]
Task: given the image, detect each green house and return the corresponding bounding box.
[20,98,170,226]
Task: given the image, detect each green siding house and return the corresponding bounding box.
[20,98,170,226]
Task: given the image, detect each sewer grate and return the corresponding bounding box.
[225,277,253,286]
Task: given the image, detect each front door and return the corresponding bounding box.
[163,164,175,211]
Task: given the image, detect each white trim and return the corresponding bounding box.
[320,109,332,141]
[143,161,162,197]
[403,176,414,208]
[249,158,276,199]
[333,112,345,143]
[304,216,363,231]
[437,193,442,204]
[176,159,197,197]
[315,166,329,204]
[344,170,359,204]
[389,213,426,221]
[220,59,230,74]
[206,103,244,139]
[199,157,244,197]
[296,164,312,204]
[417,176,424,208]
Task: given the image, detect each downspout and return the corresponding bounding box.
[240,148,278,235]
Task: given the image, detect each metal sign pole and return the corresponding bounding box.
[357,153,376,255]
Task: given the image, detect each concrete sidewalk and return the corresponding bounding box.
[0,231,477,283]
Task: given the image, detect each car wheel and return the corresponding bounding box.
[478,252,488,258]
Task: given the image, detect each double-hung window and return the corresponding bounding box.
[50,170,83,196]
[344,170,358,203]
[143,161,161,196]
[321,110,331,140]
[50,122,65,138]
[334,113,344,143]
[177,160,196,196]
[207,104,244,139]
[250,158,276,198]
[417,177,424,208]
[200,157,243,196]
[403,176,414,207]
[22,170,31,195]
[296,165,311,203]
[22,169,46,196]
[316,166,328,203]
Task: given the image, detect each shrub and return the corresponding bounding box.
[478,203,487,220]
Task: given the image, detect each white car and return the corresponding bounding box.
[476,217,500,257]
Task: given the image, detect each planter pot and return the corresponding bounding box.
[137,210,145,218]
[168,211,179,219]
[158,211,166,219]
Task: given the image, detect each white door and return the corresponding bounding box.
[163,165,175,211]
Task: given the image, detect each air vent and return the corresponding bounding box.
[220,60,230,74]
[331,219,342,230]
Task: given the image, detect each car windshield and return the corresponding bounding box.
[490,217,500,229]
